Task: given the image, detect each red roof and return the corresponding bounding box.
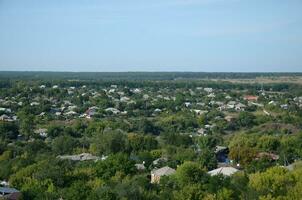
[244,95,258,101]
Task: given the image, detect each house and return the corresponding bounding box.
[196,102,205,107]
[235,103,246,111]
[108,89,116,93]
[204,88,213,93]
[39,112,46,116]
[163,96,170,100]
[0,181,9,187]
[68,105,77,111]
[85,106,99,117]
[197,128,207,136]
[133,88,141,94]
[55,112,62,116]
[0,114,11,121]
[208,167,239,176]
[184,102,191,107]
[280,104,288,110]
[227,101,236,109]
[193,109,207,115]
[154,108,162,113]
[30,102,40,106]
[205,124,215,129]
[224,115,235,122]
[243,95,258,101]
[143,94,149,100]
[34,128,47,137]
[135,163,146,171]
[0,187,21,200]
[58,153,100,161]
[151,166,176,183]
[0,108,11,113]
[207,93,216,98]
[120,96,130,102]
[225,95,232,99]
[105,107,120,114]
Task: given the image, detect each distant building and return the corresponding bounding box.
[151,166,176,183]
[197,128,207,136]
[208,166,239,176]
[224,115,235,122]
[34,128,48,137]
[280,104,288,110]
[0,187,22,200]
[135,163,146,171]
[105,107,120,114]
[207,93,215,98]
[204,88,213,93]
[58,153,100,162]
[235,103,246,111]
[243,95,258,101]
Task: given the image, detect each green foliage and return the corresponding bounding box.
[17,111,35,138]
[198,149,218,170]
[237,112,256,128]
[90,129,126,155]
[52,135,78,155]
[1,74,302,199]
[249,166,295,198]
[95,153,136,181]
[175,161,209,186]
[0,121,19,140]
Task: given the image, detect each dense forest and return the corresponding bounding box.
[0,72,302,200]
[1,71,302,80]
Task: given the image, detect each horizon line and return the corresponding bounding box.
[1,70,302,73]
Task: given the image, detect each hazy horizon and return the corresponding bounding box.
[1,0,302,72]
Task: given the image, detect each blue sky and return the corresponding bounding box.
[0,0,301,72]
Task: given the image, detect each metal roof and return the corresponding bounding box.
[0,187,19,194]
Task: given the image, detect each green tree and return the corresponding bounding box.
[198,149,217,170]
[175,161,209,186]
[249,166,295,198]
[52,135,78,155]
[237,112,256,128]
[90,130,126,155]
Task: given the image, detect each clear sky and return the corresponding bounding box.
[0,0,301,72]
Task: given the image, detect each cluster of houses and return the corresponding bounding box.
[1,84,302,144]
[1,83,302,125]
[148,143,285,184]
[55,149,241,184]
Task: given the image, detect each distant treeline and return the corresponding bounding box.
[0,71,302,81]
